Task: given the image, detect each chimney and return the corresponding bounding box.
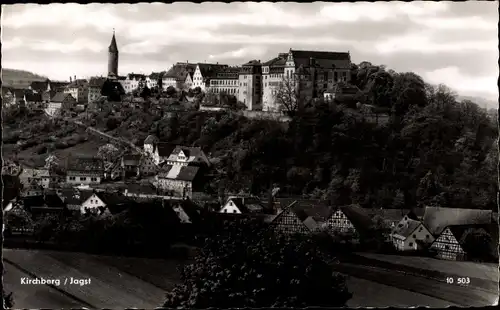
[74,75,77,81]
[70,76,72,82]
[309,57,315,66]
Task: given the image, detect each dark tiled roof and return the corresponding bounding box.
[66,157,104,173]
[422,207,494,237]
[168,146,207,163]
[109,33,118,53]
[156,142,176,157]
[96,192,132,206]
[50,81,70,90]
[122,154,141,165]
[25,92,42,102]
[43,193,65,208]
[22,195,46,209]
[226,196,265,214]
[51,92,74,103]
[144,135,159,145]
[262,55,287,67]
[127,73,147,80]
[88,77,107,88]
[174,200,202,222]
[392,218,421,238]
[242,60,262,66]
[197,63,228,79]
[58,188,93,206]
[164,63,197,80]
[290,50,350,69]
[339,205,374,235]
[30,80,50,92]
[157,165,199,181]
[125,183,158,195]
[67,79,88,88]
[214,67,241,79]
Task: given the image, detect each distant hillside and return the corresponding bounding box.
[2,68,48,89]
[457,95,498,110]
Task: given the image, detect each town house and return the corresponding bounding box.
[162,62,197,90]
[208,66,240,96]
[88,77,107,103]
[325,205,374,242]
[65,157,104,185]
[237,60,262,111]
[219,196,265,214]
[268,201,312,235]
[47,92,77,115]
[390,218,434,251]
[121,154,141,179]
[155,165,200,198]
[143,135,177,165]
[165,146,211,167]
[192,63,229,91]
[64,77,89,103]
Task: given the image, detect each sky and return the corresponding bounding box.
[1,1,498,102]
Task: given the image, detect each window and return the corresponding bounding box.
[91,177,97,181]
[69,176,76,181]
[412,234,416,238]
[80,177,86,181]
[426,234,429,238]
[409,242,413,247]
[445,245,450,250]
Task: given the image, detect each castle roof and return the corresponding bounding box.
[109,32,118,53]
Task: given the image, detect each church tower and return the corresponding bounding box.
[108,30,119,78]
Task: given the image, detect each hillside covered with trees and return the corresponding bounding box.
[4,62,498,212]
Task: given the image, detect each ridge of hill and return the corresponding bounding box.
[2,68,49,89]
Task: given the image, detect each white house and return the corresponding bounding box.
[155,165,199,198]
[219,196,265,214]
[80,193,107,215]
[390,218,434,251]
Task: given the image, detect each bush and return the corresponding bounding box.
[164,218,352,308]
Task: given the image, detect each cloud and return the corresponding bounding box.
[208,46,269,60]
[1,2,497,100]
[423,66,498,100]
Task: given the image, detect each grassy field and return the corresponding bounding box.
[3,248,460,309]
[357,252,499,282]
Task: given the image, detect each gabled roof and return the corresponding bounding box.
[51,92,74,103]
[58,188,94,206]
[157,165,199,181]
[270,200,312,232]
[127,73,146,80]
[67,79,88,89]
[66,157,104,173]
[30,80,50,92]
[274,198,331,221]
[43,193,65,208]
[168,146,209,164]
[88,77,107,88]
[197,63,228,79]
[422,207,494,236]
[338,205,374,235]
[95,192,132,207]
[174,200,202,222]
[164,63,197,80]
[25,92,42,102]
[303,216,324,231]
[225,196,265,214]
[144,135,159,145]
[262,55,287,67]
[242,60,261,66]
[392,218,422,239]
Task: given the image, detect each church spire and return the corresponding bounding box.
[109,29,118,53]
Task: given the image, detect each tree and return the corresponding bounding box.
[164,218,352,308]
[96,143,120,163]
[166,86,177,97]
[141,86,152,100]
[460,228,493,262]
[273,74,310,115]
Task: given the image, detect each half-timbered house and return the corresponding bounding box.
[219,196,265,214]
[268,201,311,235]
[429,226,467,260]
[325,205,374,242]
